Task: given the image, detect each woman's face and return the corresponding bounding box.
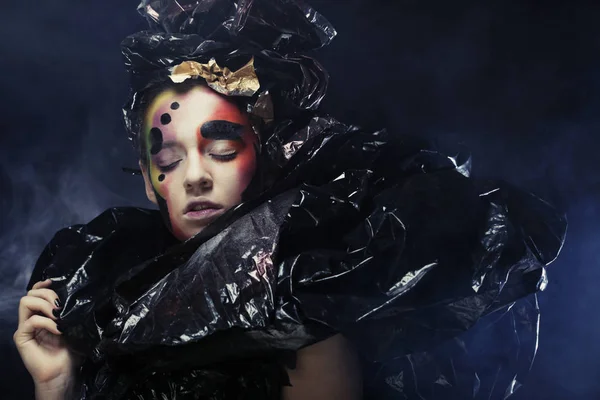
[140,85,257,241]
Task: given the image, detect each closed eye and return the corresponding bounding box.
[158,160,182,172]
[210,152,237,161]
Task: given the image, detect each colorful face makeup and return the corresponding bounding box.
[142,85,257,241]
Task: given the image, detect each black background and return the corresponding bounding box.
[0,0,598,398]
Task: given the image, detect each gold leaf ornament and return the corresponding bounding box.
[169,57,260,97]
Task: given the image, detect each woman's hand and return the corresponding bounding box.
[13,279,80,398]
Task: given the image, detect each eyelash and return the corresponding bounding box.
[158,160,181,172]
[211,152,237,162]
[156,152,236,172]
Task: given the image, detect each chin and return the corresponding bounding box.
[180,226,206,242]
[170,225,196,242]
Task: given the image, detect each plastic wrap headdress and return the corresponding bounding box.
[122,0,336,159]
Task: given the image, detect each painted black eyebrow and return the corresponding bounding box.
[200,120,244,140]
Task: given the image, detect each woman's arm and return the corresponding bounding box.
[283,334,363,400]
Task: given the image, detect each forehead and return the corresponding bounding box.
[144,85,244,131]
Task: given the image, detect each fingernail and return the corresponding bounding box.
[52,308,61,318]
[56,322,63,333]
[54,299,61,308]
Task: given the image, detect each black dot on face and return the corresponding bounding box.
[158,174,165,182]
[150,127,163,155]
[160,113,171,125]
[170,102,180,110]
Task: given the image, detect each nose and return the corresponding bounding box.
[183,152,212,193]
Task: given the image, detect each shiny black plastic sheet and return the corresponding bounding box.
[26,0,567,398]
[364,295,541,399]
[29,117,566,399]
[122,0,336,152]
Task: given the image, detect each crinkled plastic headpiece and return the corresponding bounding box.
[121,0,337,152]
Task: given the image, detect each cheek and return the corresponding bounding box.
[149,164,184,231]
[230,149,257,189]
[149,164,168,197]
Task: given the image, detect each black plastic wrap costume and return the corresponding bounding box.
[27,1,567,398]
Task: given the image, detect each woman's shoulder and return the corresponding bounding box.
[283,334,362,400]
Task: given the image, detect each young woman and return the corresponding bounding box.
[14,80,363,400]
[14,0,566,399]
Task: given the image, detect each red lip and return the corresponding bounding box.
[184,199,223,215]
[184,208,223,221]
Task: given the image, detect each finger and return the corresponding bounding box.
[18,296,57,326]
[14,315,61,345]
[27,288,60,308]
[31,279,52,290]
